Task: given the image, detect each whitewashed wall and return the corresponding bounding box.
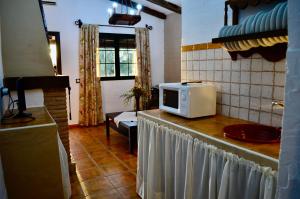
[43,0,165,124]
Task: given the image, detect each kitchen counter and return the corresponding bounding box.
[138,109,280,170]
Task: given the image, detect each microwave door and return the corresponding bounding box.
[163,89,179,113]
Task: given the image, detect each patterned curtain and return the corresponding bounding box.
[135,28,152,110]
[79,25,103,126]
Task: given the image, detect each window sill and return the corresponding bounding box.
[100,76,135,81]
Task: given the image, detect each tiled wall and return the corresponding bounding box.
[181,46,285,127]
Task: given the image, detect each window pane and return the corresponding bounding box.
[100,64,106,77]
[106,51,115,63]
[106,64,115,77]
[128,50,136,63]
[119,50,128,63]
[120,64,129,76]
[129,64,136,76]
[100,51,105,63]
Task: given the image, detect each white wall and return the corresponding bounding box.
[164,13,181,83]
[182,0,225,45]
[0,0,54,77]
[43,0,165,124]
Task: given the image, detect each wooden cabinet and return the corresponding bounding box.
[0,107,70,199]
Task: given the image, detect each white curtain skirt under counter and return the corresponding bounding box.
[136,118,278,199]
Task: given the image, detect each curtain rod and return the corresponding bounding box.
[74,19,153,30]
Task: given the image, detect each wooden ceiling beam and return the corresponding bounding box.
[109,0,167,19]
[146,0,181,14]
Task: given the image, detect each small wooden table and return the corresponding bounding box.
[105,112,137,154]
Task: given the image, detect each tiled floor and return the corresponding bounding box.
[69,125,139,199]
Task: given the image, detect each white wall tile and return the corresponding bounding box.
[181,70,187,80]
[215,60,222,70]
[187,61,193,70]
[241,59,251,71]
[262,60,274,71]
[215,49,223,59]
[187,71,193,81]
[207,49,215,59]
[222,94,230,105]
[250,97,260,110]
[223,71,231,82]
[261,72,274,85]
[215,71,222,81]
[199,71,207,81]
[222,83,230,93]
[274,72,285,86]
[240,96,250,108]
[181,52,187,61]
[261,86,273,99]
[193,71,200,80]
[231,71,240,83]
[261,98,272,112]
[223,60,232,70]
[274,86,284,100]
[273,106,284,115]
[240,84,250,96]
[232,60,241,71]
[193,61,200,70]
[223,50,231,59]
[199,61,207,70]
[250,85,261,97]
[181,61,187,70]
[199,50,207,60]
[241,72,250,83]
[251,59,263,71]
[231,83,240,95]
[193,50,200,60]
[239,108,249,120]
[187,51,193,60]
[249,110,259,122]
[207,71,214,81]
[207,60,215,70]
[217,92,222,104]
[260,112,271,126]
[251,72,262,84]
[230,107,239,118]
[222,105,230,116]
[275,59,286,72]
[272,114,282,127]
[231,95,240,107]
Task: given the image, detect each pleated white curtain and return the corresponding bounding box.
[137,118,278,199]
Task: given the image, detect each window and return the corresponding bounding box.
[48,31,62,75]
[99,33,137,81]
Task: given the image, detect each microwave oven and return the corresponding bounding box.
[159,82,216,118]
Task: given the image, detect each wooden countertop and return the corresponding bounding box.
[138,109,280,170]
[0,107,56,130]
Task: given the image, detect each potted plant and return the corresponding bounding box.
[121,84,147,116]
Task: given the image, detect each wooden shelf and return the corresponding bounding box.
[228,0,280,9]
[212,29,287,43]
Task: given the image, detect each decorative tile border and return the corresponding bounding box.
[181,42,222,52]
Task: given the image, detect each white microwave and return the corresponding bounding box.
[159,82,216,118]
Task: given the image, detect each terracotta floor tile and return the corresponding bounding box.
[76,158,96,171]
[101,163,129,176]
[69,126,138,198]
[76,167,106,182]
[85,189,122,199]
[80,177,114,195]
[107,172,136,188]
[93,156,122,166]
[117,185,141,199]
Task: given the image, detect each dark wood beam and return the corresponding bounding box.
[146,0,181,14]
[41,1,56,5]
[109,0,166,19]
